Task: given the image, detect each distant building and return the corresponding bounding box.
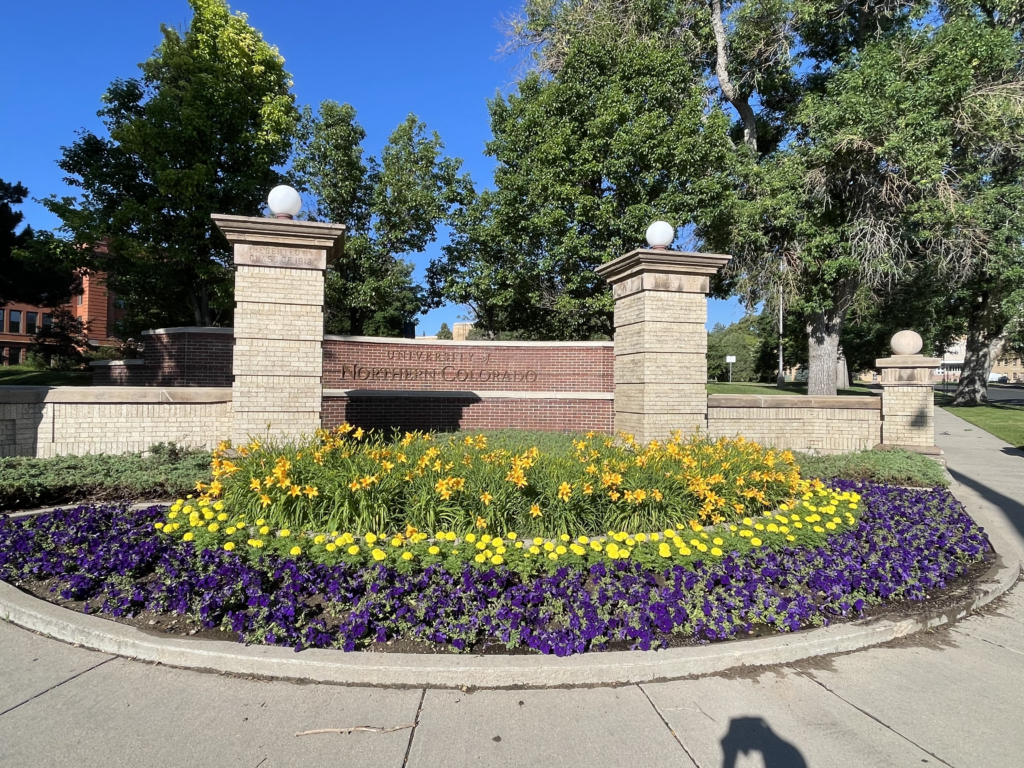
[0,272,124,365]
[936,338,1022,383]
[453,322,474,341]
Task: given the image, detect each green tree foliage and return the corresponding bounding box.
[45,0,298,334]
[436,322,454,340]
[707,315,760,381]
[0,180,76,307]
[29,307,89,370]
[292,103,470,336]
[510,0,1024,397]
[428,30,734,340]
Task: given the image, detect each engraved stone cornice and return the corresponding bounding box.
[211,214,346,267]
[596,248,731,298]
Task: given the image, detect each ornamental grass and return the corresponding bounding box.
[203,427,804,537]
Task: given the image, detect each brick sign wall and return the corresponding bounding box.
[322,337,613,392]
[91,328,233,387]
[322,336,614,433]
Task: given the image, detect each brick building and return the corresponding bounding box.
[0,272,124,365]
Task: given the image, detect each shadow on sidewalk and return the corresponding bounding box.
[721,717,808,768]
[949,467,1024,546]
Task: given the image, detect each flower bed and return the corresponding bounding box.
[0,482,989,656]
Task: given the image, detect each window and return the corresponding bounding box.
[76,294,83,306]
[8,310,21,334]
[42,313,52,329]
[25,312,38,335]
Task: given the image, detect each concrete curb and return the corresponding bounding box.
[1,551,1017,688]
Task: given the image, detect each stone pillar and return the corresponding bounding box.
[876,330,942,456]
[596,247,731,444]
[211,214,345,443]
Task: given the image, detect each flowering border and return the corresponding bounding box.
[0,482,989,657]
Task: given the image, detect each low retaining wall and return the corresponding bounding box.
[707,394,882,454]
[0,387,232,457]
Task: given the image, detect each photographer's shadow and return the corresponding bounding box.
[721,716,808,768]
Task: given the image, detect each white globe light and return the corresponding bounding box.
[267,185,302,218]
[645,220,675,249]
[891,329,923,356]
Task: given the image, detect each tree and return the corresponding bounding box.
[0,180,77,307]
[436,322,454,340]
[509,0,1024,397]
[30,307,89,369]
[428,29,734,339]
[707,315,760,381]
[291,103,469,336]
[45,0,298,334]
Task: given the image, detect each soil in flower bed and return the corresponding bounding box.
[0,482,991,657]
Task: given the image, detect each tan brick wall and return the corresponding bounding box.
[0,392,232,458]
[707,403,882,454]
[880,385,934,447]
[234,266,325,307]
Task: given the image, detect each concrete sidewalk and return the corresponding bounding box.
[1,408,1021,768]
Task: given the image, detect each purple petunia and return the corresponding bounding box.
[0,483,989,656]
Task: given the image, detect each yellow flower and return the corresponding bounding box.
[474,553,487,563]
[391,537,403,547]
[208,523,219,533]
[401,551,413,561]
[365,533,378,544]
[348,480,360,492]
[710,547,723,557]
[279,529,291,538]
[428,545,441,555]
[750,537,763,546]
[154,522,164,530]
[259,494,272,508]
[217,513,228,522]
[557,482,572,502]
[476,516,487,529]
[480,491,493,506]
[348,545,360,555]
[530,504,542,518]
[658,543,672,558]
[465,533,476,543]
[224,542,235,551]
[259,525,270,535]
[325,543,337,552]
[290,546,302,556]
[248,539,264,548]
[491,554,504,565]
[182,532,194,542]
[371,548,386,561]
[225,527,236,535]
[353,427,365,440]
[213,501,225,511]
[304,485,318,498]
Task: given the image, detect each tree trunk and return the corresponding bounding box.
[953,292,1005,405]
[710,0,758,152]
[807,307,844,396]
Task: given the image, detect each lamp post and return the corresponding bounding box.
[776,256,786,388]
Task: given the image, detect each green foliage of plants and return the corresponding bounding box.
[707,315,761,382]
[794,449,948,488]
[210,428,805,537]
[0,444,211,511]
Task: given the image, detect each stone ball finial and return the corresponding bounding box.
[645,221,675,250]
[891,329,923,356]
[268,185,302,219]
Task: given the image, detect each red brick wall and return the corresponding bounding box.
[322,395,614,433]
[93,330,234,386]
[323,337,614,392]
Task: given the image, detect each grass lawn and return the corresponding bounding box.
[706,381,879,397]
[0,365,93,386]
[936,393,1024,450]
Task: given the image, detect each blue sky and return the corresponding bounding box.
[0,0,744,333]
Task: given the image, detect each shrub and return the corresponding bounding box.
[207,427,804,536]
[795,448,947,488]
[0,444,211,511]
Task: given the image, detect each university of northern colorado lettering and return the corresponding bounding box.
[339,363,538,384]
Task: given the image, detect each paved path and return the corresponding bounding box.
[1,409,1021,768]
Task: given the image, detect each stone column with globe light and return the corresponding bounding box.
[212,186,345,443]
[876,330,943,457]
[596,222,731,444]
